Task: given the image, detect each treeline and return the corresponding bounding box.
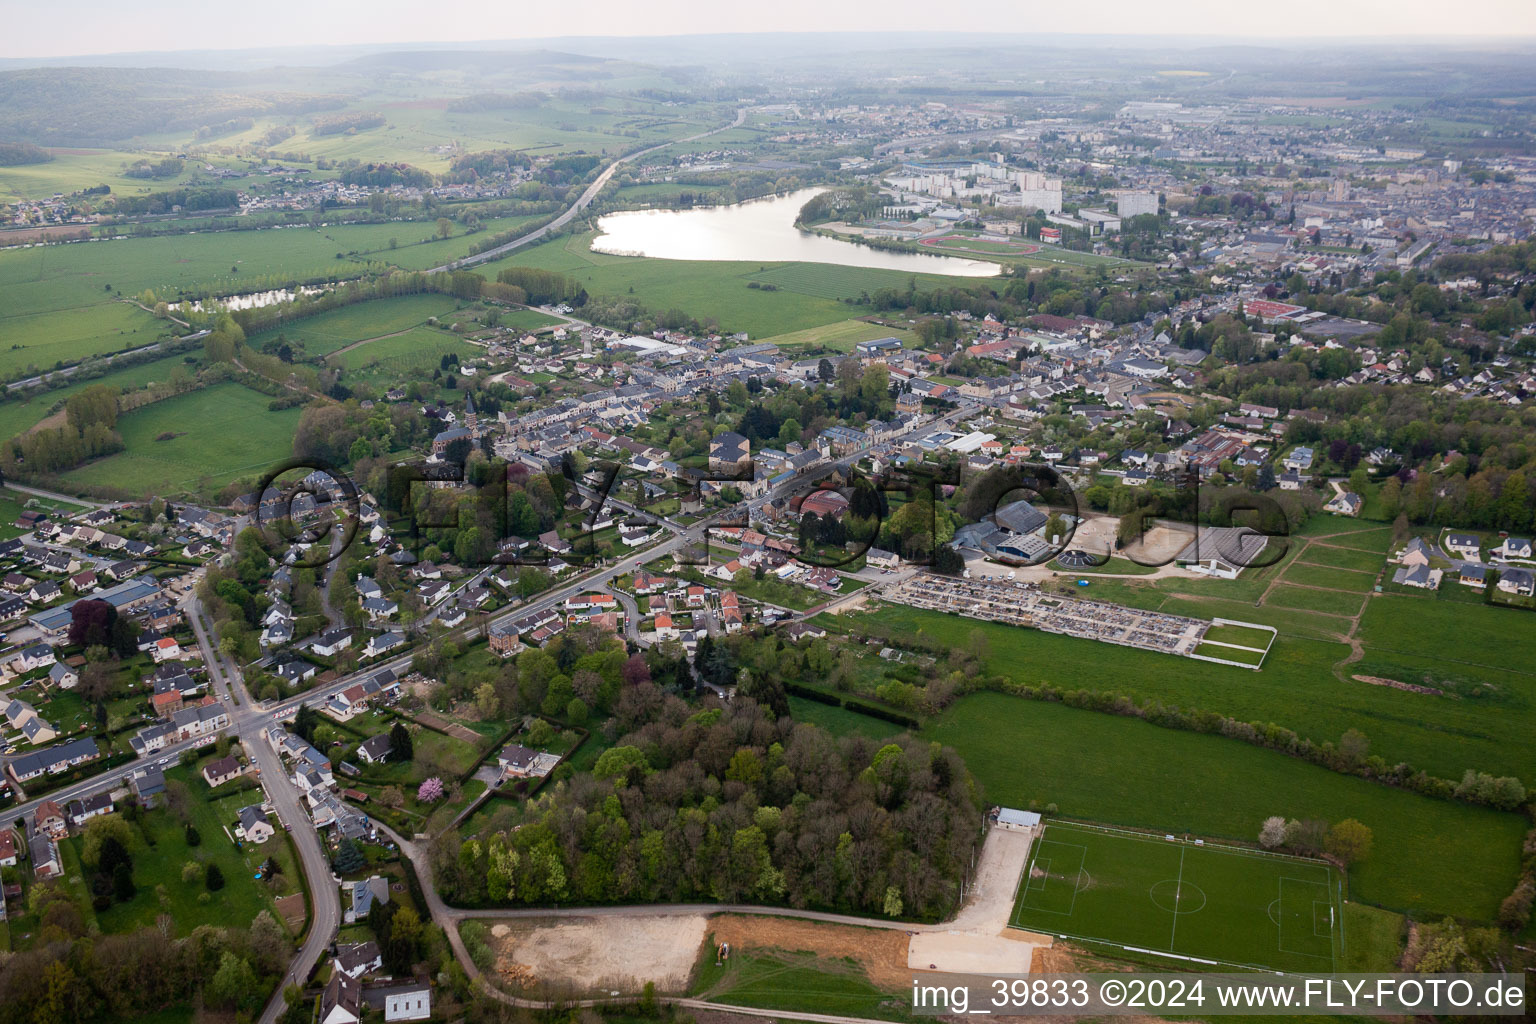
[3,383,125,475]
[439,699,981,920]
[122,156,183,179]
[0,140,50,165]
[111,186,238,215]
[0,910,293,1023]
[312,111,385,136]
[494,267,588,306]
[193,117,255,140]
[856,269,1172,328]
[448,149,529,180]
[231,271,479,336]
[338,162,434,188]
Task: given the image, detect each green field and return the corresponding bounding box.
[788,695,907,740]
[497,308,564,331]
[330,325,483,379]
[1201,623,1276,649]
[0,351,197,440]
[477,230,986,339]
[60,381,303,497]
[1299,544,1388,572]
[247,293,468,357]
[1278,561,1378,592]
[1263,584,1366,617]
[692,944,909,1021]
[922,692,1523,918]
[1193,642,1267,665]
[756,318,918,353]
[859,600,1536,785]
[1013,821,1341,972]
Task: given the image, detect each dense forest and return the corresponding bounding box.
[439,698,982,920]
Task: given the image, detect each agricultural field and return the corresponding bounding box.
[857,596,1536,786]
[246,293,469,358]
[690,944,909,1021]
[0,350,196,440]
[477,230,983,339]
[1013,820,1342,973]
[59,381,304,497]
[921,692,1524,918]
[496,308,564,331]
[268,96,727,170]
[756,318,917,353]
[329,325,483,382]
[0,298,170,380]
[787,695,907,741]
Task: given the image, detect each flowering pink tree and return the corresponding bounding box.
[417,777,445,803]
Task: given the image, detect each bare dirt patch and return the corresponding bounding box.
[414,709,481,743]
[1353,674,1444,696]
[705,914,914,990]
[488,913,708,994]
[274,892,306,933]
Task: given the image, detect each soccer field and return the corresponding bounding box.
[1012,821,1342,973]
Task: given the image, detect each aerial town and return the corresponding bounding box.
[0,12,1534,1024]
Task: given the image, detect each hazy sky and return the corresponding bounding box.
[5,0,1536,59]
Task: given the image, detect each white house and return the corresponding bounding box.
[1444,533,1482,560]
[1497,567,1535,597]
[1497,537,1533,560]
[364,981,432,1022]
[236,804,274,844]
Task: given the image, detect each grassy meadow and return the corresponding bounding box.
[476,230,984,339]
[59,381,303,497]
[922,692,1523,919]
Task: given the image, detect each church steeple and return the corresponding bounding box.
[464,392,477,432]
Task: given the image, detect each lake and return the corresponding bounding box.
[591,188,1000,278]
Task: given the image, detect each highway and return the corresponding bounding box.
[430,107,745,273]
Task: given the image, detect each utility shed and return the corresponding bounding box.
[996,807,1042,831]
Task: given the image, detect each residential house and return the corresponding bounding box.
[357,734,393,765]
[150,637,183,663]
[1497,567,1536,597]
[363,980,432,1022]
[1392,564,1442,590]
[1460,564,1488,589]
[335,941,384,979]
[320,970,363,1024]
[312,628,353,656]
[364,632,404,658]
[1399,537,1432,567]
[236,805,274,844]
[130,767,166,806]
[14,644,55,672]
[34,800,67,839]
[64,792,113,828]
[202,755,243,788]
[1445,533,1483,560]
[47,663,78,689]
[1325,491,1363,517]
[487,622,521,658]
[28,828,61,880]
[8,736,98,781]
[1497,537,1533,560]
